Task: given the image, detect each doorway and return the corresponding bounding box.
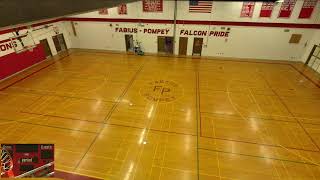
[158,36,173,54]
[179,37,188,56]
[306,44,320,73]
[39,39,52,58]
[192,38,203,56]
[125,34,134,52]
[52,33,67,53]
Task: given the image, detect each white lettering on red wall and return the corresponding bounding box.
[0,41,17,52]
[180,30,230,37]
[115,27,170,35]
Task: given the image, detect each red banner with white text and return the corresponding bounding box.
[260,2,275,17]
[98,8,108,15]
[143,0,163,12]
[278,0,297,18]
[240,2,255,17]
[298,0,318,18]
[118,4,127,15]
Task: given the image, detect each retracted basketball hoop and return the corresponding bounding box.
[53,26,59,34]
[9,26,36,54]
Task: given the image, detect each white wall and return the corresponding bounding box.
[72,1,174,20]
[71,0,320,23]
[65,0,320,61]
[302,30,320,73]
[302,30,320,61]
[177,1,320,23]
[175,24,315,60]
[70,21,173,54]
[0,21,72,57]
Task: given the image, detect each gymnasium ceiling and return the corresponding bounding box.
[0,0,137,29]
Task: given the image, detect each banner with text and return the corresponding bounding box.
[143,0,163,12]
[98,8,108,15]
[118,4,127,15]
[278,0,297,18]
[260,2,275,17]
[240,2,255,17]
[298,0,318,18]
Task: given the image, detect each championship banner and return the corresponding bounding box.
[259,2,275,17]
[143,0,163,12]
[98,8,108,15]
[278,0,297,18]
[240,2,255,17]
[298,0,318,18]
[118,4,127,15]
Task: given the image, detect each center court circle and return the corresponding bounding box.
[140,80,183,103]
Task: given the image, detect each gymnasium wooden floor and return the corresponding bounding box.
[1,50,320,180]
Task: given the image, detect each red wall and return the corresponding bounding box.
[0,44,46,80]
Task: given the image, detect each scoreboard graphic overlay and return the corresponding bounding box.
[1,144,54,178]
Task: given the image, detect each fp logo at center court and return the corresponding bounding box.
[140,80,182,103]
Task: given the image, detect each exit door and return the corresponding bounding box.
[39,39,52,58]
[125,34,134,52]
[52,33,67,53]
[158,36,173,54]
[192,38,203,56]
[179,37,188,56]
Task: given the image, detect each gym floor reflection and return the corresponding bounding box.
[1,50,320,179]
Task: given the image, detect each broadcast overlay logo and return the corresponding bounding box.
[1,144,54,178]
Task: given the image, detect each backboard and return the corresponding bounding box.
[9,28,36,54]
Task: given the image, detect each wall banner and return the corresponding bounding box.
[98,8,108,15]
[118,4,128,15]
[240,2,255,17]
[142,0,163,12]
[278,0,297,18]
[260,2,275,17]
[298,0,318,19]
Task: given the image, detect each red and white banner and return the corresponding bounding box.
[98,8,108,15]
[118,4,127,15]
[143,0,163,12]
[278,0,297,18]
[298,0,318,18]
[259,2,275,17]
[240,2,255,17]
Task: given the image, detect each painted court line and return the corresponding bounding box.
[73,60,146,170]
[0,117,98,134]
[19,111,198,136]
[20,111,106,124]
[0,53,72,91]
[259,72,320,152]
[195,70,201,180]
[200,111,298,123]
[8,87,116,103]
[200,135,320,153]
[199,147,318,166]
[107,123,197,137]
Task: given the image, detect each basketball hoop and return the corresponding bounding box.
[53,26,59,34]
[9,30,36,54]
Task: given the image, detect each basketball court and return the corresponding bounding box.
[0,0,320,179]
[0,49,319,179]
